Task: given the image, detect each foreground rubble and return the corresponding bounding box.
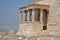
[0,30,60,40]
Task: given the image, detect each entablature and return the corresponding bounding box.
[19,3,50,11]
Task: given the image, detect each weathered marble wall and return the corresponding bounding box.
[47,0,60,36]
[48,0,60,30]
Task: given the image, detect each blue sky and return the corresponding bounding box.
[0,0,33,31]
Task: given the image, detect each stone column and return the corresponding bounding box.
[21,11,25,23]
[23,11,26,22]
[20,11,22,23]
[21,11,24,23]
[24,10,27,22]
[40,9,43,23]
[35,9,37,21]
[32,9,35,22]
[40,9,43,30]
[35,9,40,21]
[27,10,30,22]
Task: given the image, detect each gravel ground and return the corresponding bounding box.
[0,30,60,40]
[0,35,60,40]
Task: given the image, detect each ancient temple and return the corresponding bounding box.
[17,0,60,36]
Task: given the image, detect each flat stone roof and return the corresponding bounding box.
[35,1,50,5]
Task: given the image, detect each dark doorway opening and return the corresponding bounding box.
[43,26,47,30]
